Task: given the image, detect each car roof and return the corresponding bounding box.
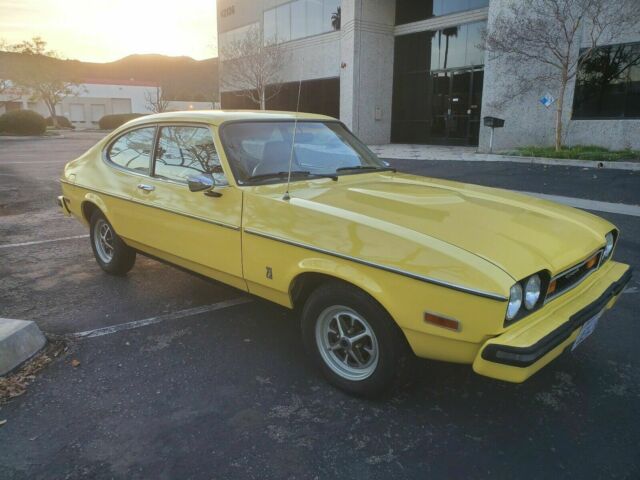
[124,110,338,128]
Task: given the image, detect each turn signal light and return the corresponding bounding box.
[586,256,598,269]
[547,280,557,295]
[424,313,460,331]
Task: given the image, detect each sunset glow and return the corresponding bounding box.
[0,0,218,62]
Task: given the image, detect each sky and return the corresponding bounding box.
[0,0,218,63]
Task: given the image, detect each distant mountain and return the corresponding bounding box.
[0,52,218,102]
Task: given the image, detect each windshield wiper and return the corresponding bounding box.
[335,165,396,173]
[245,170,337,183]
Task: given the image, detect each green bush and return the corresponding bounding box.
[0,109,47,135]
[46,115,74,129]
[98,113,147,130]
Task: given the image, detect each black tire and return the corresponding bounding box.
[301,281,409,397]
[89,210,136,275]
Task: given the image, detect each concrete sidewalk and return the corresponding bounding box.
[369,144,640,172]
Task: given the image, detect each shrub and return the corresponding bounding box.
[46,115,74,129]
[98,113,147,130]
[0,109,47,135]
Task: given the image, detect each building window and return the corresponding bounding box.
[572,42,640,120]
[430,21,484,71]
[263,0,341,45]
[395,0,488,26]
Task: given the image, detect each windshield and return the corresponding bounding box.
[220,121,388,184]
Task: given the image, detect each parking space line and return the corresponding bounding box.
[68,297,254,339]
[0,235,89,250]
[0,160,64,164]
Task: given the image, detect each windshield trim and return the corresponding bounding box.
[218,119,386,187]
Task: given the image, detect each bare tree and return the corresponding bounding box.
[7,37,82,127]
[220,25,288,110]
[483,0,639,151]
[145,85,170,113]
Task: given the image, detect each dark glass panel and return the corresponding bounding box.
[291,0,307,40]
[266,77,340,118]
[276,3,291,42]
[465,21,485,66]
[431,25,466,70]
[573,42,640,119]
[395,0,434,25]
[392,24,485,145]
[396,0,488,25]
[307,0,324,36]
[627,62,640,117]
[323,0,341,31]
[264,8,277,44]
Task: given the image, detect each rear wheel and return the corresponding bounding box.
[302,282,408,397]
[89,210,136,275]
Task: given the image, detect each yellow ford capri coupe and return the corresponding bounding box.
[58,111,632,396]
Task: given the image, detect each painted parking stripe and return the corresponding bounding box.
[68,297,254,339]
[0,235,89,250]
[520,191,640,218]
[0,160,64,164]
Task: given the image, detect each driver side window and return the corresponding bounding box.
[153,126,227,184]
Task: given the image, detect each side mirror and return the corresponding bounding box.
[187,174,221,197]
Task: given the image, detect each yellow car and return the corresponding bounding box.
[58,111,632,396]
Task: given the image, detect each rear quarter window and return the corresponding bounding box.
[107,126,156,174]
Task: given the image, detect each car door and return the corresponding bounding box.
[102,125,158,239]
[128,123,245,290]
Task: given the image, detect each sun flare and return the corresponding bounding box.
[0,0,217,62]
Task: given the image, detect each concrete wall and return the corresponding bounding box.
[340,0,396,144]
[479,0,640,152]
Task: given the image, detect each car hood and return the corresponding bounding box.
[281,173,612,281]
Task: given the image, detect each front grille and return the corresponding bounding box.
[545,250,603,302]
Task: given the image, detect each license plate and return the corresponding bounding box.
[572,311,602,351]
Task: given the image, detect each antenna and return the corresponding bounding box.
[282,57,304,201]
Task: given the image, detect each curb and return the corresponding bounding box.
[369,146,640,172]
[470,154,640,172]
[0,318,47,376]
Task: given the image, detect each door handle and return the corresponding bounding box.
[137,183,155,192]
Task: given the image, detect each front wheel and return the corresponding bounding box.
[301,282,409,397]
[89,210,136,275]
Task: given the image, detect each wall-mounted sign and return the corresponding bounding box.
[539,93,556,108]
[220,5,235,17]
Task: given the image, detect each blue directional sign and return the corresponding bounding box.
[539,93,556,107]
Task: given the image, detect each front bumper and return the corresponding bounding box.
[57,195,71,216]
[473,261,632,383]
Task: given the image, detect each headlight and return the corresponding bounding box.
[524,274,541,310]
[506,283,523,320]
[603,232,614,260]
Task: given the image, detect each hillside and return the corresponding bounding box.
[0,52,218,102]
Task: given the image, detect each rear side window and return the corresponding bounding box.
[107,127,156,173]
[154,126,226,184]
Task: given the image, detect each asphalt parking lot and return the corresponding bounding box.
[1,132,639,479]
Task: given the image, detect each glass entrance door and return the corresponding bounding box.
[428,67,483,145]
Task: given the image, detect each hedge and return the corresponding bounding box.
[98,113,147,130]
[46,115,74,129]
[0,110,47,135]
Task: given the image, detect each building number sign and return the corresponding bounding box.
[220,5,235,17]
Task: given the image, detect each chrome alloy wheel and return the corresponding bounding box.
[93,218,115,263]
[315,305,379,381]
